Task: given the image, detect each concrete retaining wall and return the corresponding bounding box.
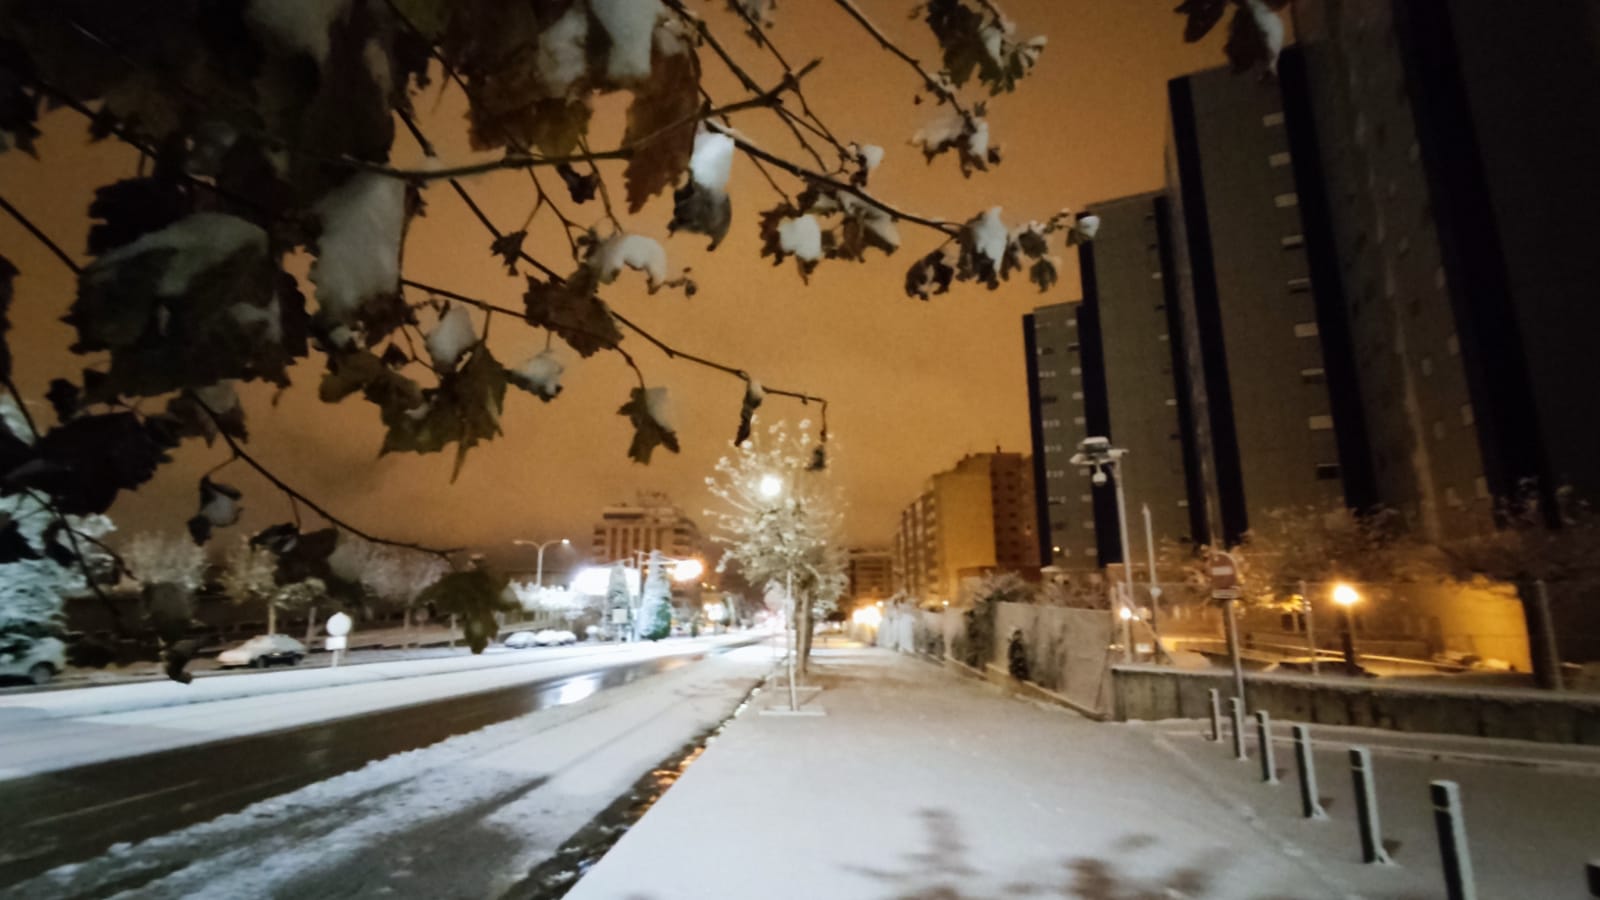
[1112,665,1600,746]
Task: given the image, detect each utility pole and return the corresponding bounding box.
[1142,503,1165,660]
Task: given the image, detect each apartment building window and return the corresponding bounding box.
[1073,416,1086,425]
[1274,192,1300,208]
[1177,499,1189,508]
[1157,333,1170,343]
[1262,111,1285,127]
[1164,398,1177,407]
[1082,521,1095,530]
[1067,342,1080,352]
[1287,277,1312,293]
[1293,322,1319,338]
[1301,368,1326,384]
[1308,415,1335,431]
[1268,151,1292,168]
[1446,334,1460,356]
[1070,366,1082,375]
[1040,395,1059,404]
[1281,234,1305,249]
[1315,463,1341,480]
[1071,391,1083,400]
[1039,370,1056,378]
[1460,403,1475,426]
[1080,494,1092,502]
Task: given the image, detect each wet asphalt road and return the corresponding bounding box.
[0,646,740,886]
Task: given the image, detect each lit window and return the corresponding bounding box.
[1071,391,1084,400]
[1073,416,1086,425]
[1070,366,1082,376]
[1082,521,1095,530]
[1165,398,1178,406]
[1274,193,1300,208]
[1281,234,1306,249]
[1460,404,1474,426]
[1301,368,1326,384]
[1268,151,1292,168]
[1177,499,1189,508]
[1308,415,1335,431]
[1157,333,1170,342]
[1294,322,1320,338]
[1446,334,1460,356]
[1262,112,1285,127]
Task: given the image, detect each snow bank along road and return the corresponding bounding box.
[0,634,765,887]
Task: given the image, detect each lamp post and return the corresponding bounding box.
[514,537,572,587]
[1332,582,1362,676]
[1071,437,1134,660]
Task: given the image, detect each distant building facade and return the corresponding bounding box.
[845,547,893,605]
[590,492,703,563]
[891,452,1040,603]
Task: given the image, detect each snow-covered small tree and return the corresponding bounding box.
[705,419,845,672]
[636,551,674,641]
[220,538,280,633]
[123,532,206,592]
[605,563,633,638]
[332,538,451,644]
[0,488,115,665]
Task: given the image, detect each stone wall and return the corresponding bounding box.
[1112,665,1600,745]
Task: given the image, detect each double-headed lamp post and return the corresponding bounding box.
[1332,582,1362,676]
[513,537,571,587]
[1070,437,1135,660]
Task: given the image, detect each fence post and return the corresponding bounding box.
[1229,697,1247,761]
[1350,747,1391,864]
[1208,688,1222,742]
[1293,725,1325,818]
[1430,780,1476,900]
[1255,711,1278,784]
[1585,859,1598,897]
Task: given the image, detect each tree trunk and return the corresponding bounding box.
[267,600,277,636]
[304,605,317,645]
[797,593,815,674]
[402,605,413,648]
[449,613,458,648]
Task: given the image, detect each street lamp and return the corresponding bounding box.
[514,537,572,587]
[1070,437,1134,659]
[1332,582,1362,676]
[758,470,801,712]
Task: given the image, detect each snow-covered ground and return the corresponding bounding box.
[1,644,774,899]
[568,643,1600,900]
[0,633,762,779]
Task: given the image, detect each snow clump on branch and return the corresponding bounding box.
[590,0,665,82]
[310,173,406,321]
[425,305,478,370]
[592,232,668,290]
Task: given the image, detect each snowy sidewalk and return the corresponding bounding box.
[566,644,1351,900]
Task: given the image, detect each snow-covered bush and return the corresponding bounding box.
[636,552,674,641]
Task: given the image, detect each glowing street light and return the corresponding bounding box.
[670,558,704,583]
[758,473,784,499]
[514,537,572,587]
[1331,582,1363,676]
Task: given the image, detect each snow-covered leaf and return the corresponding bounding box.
[911,107,998,177]
[188,477,243,544]
[1225,0,1285,76]
[620,25,700,212]
[523,272,624,358]
[508,349,565,401]
[923,0,1043,95]
[619,386,680,464]
[1068,213,1100,246]
[670,181,732,250]
[310,173,407,324]
[735,378,764,446]
[956,207,1011,288]
[381,346,507,481]
[425,304,478,370]
[591,232,668,290]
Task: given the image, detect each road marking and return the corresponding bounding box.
[29,778,205,826]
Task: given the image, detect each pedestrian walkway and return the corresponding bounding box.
[566,644,1365,899]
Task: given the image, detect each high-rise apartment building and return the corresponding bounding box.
[1165,64,1367,546]
[1024,303,1100,568]
[1286,0,1600,537]
[1077,192,1207,554]
[891,452,1040,603]
[590,492,704,563]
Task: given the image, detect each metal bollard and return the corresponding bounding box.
[1430,780,1476,900]
[1208,688,1222,742]
[1293,725,1326,819]
[1255,711,1278,784]
[1585,859,1599,897]
[1229,697,1247,761]
[1349,747,1391,864]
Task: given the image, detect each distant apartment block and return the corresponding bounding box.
[1024,303,1100,568]
[846,547,893,604]
[892,452,1040,603]
[591,492,703,563]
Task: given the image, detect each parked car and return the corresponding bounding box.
[503,631,538,649]
[534,629,577,646]
[0,636,66,685]
[217,634,307,668]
